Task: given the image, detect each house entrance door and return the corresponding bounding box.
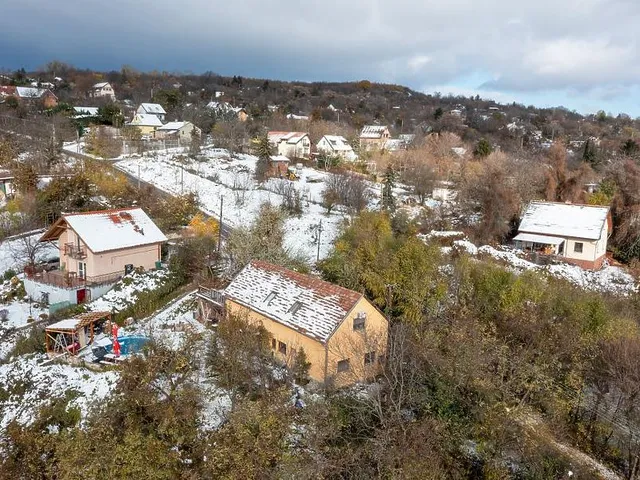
[76,288,87,304]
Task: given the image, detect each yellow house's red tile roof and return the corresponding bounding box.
[224,260,363,343]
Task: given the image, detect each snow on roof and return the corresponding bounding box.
[206,101,244,114]
[383,139,404,151]
[268,131,309,144]
[224,261,363,343]
[57,208,167,253]
[156,121,188,131]
[47,318,82,330]
[360,125,389,138]
[518,202,610,241]
[131,113,163,127]
[270,155,290,162]
[93,82,110,88]
[73,106,99,116]
[513,232,564,245]
[138,103,166,115]
[16,87,51,98]
[286,113,309,120]
[320,135,353,152]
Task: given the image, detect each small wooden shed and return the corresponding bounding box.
[45,311,111,357]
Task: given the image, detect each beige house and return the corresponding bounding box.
[197,261,389,387]
[317,135,357,162]
[514,201,612,270]
[25,208,166,305]
[155,121,201,142]
[359,125,390,151]
[128,113,163,136]
[268,131,311,159]
[90,82,116,100]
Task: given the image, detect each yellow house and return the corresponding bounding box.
[128,113,163,136]
[219,260,388,387]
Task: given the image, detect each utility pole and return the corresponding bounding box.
[180,165,184,194]
[137,163,141,189]
[316,220,323,262]
[218,195,224,252]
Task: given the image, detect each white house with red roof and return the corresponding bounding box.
[24,208,167,306]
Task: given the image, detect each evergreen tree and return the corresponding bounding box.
[252,133,273,182]
[582,139,599,167]
[433,107,443,121]
[382,164,396,211]
[473,138,493,158]
[291,348,311,385]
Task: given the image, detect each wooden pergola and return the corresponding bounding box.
[45,311,111,357]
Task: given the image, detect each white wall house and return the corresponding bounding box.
[90,82,116,100]
[155,121,201,142]
[268,131,311,159]
[514,201,611,270]
[317,135,357,162]
[136,103,167,122]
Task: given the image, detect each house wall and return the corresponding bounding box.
[317,138,356,161]
[89,244,161,277]
[326,297,388,388]
[278,137,311,159]
[59,226,161,278]
[225,296,388,387]
[225,299,328,382]
[24,277,118,306]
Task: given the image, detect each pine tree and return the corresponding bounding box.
[582,139,599,167]
[382,164,396,211]
[292,348,311,385]
[252,133,273,182]
[474,138,492,158]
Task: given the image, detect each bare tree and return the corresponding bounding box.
[322,171,371,213]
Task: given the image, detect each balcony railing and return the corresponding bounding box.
[64,243,87,259]
[24,269,123,289]
[196,286,225,306]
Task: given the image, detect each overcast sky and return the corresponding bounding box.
[1,0,638,116]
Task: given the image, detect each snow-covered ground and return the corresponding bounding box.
[0,355,119,431]
[0,230,58,276]
[88,269,171,312]
[115,149,350,261]
[425,231,638,295]
[0,290,231,434]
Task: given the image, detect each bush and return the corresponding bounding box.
[3,269,16,281]
[6,327,46,358]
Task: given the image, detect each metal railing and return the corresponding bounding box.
[25,269,123,289]
[196,286,225,306]
[64,243,87,259]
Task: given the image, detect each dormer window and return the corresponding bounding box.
[264,291,277,305]
[288,301,303,316]
[353,312,366,331]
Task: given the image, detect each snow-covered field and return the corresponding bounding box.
[116,149,351,261]
[426,232,638,295]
